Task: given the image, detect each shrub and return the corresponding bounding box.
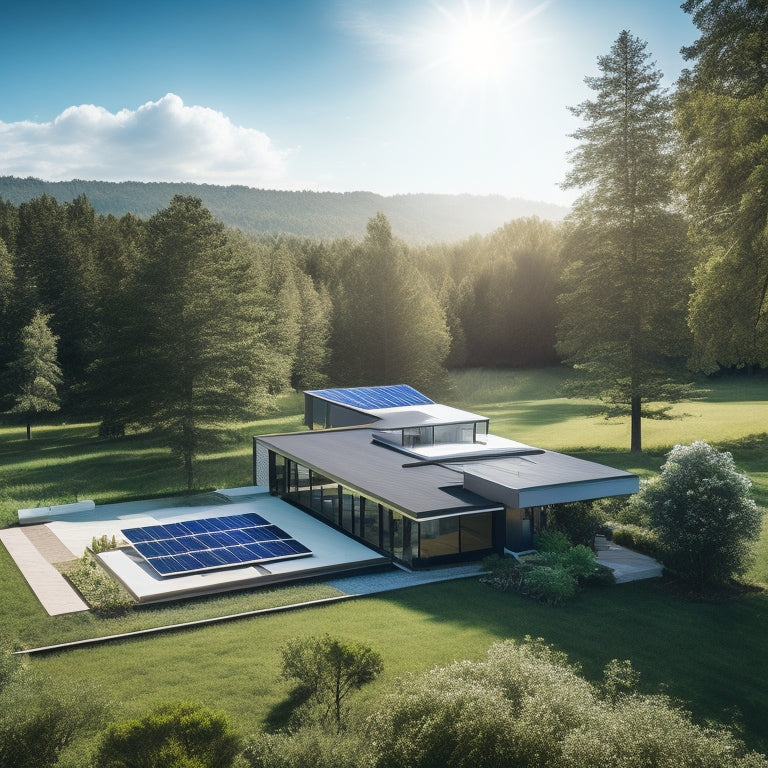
[90,534,119,554]
[63,554,134,616]
[641,441,763,589]
[93,702,240,768]
[480,554,525,592]
[523,566,577,605]
[612,525,663,559]
[533,529,572,553]
[545,500,606,547]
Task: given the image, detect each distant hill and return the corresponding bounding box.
[0,177,569,243]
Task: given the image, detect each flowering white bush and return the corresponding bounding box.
[640,441,762,589]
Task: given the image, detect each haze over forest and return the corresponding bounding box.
[0,177,567,243]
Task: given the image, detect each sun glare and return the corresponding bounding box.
[425,0,547,90]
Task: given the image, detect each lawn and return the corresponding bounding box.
[29,579,768,752]
[2,368,768,750]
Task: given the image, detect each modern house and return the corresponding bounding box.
[254,385,639,569]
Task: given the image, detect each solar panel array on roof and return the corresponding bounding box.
[308,384,434,411]
[121,513,311,577]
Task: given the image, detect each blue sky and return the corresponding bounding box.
[1,0,698,206]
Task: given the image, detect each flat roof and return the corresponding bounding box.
[258,429,503,520]
[256,428,638,517]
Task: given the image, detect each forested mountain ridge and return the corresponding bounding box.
[0,176,568,242]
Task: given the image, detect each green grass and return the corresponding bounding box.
[29,579,768,751]
[3,369,768,749]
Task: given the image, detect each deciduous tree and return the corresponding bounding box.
[280,634,383,731]
[558,31,693,452]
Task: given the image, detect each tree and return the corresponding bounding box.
[558,31,693,452]
[677,1,768,372]
[108,196,275,488]
[331,213,450,393]
[636,441,762,590]
[8,310,62,438]
[280,635,383,731]
[93,702,240,768]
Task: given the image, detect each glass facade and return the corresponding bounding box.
[270,451,497,567]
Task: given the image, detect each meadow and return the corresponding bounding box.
[2,368,768,750]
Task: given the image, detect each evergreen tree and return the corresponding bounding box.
[558,31,693,452]
[331,213,449,393]
[8,310,62,439]
[677,0,768,372]
[111,196,275,488]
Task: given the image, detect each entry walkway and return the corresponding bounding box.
[0,527,89,615]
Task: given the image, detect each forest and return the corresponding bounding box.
[0,177,568,243]
[1,0,767,476]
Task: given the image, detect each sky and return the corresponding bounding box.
[1,0,698,207]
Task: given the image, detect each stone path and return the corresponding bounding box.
[0,527,89,615]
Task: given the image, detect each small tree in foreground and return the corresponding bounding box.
[640,441,762,590]
[8,310,62,439]
[280,635,383,731]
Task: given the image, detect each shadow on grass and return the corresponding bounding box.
[370,578,768,753]
[263,687,312,732]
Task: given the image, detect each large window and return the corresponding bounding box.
[460,513,492,552]
[419,518,460,559]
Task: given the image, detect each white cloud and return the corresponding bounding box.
[0,94,291,186]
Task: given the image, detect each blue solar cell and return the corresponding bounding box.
[265,524,292,540]
[194,549,228,568]
[243,512,269,526]
[135,541,172,558]
[246,526,277,542]
[179,520,207,535]
[210,531,240,547]
[149,556,181,575]
[224,514,256,530]
[122,527,158,544]
[227,528,258,544]
[160,522,187,538]
[195,518,220,533]
[261,540,293,557]
[243,542,272,559]
[162,538,191,555]
[283,540,312,555]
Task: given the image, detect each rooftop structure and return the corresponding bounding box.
[255,385,638,568]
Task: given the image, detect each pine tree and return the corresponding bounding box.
[558,31,693,452]
[677,0,768,372]
[109,196,275,488]
[8,310,62,439]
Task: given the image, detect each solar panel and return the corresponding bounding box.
[307,384,434,411]
[121,512,311,577]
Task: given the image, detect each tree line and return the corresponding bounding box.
[0,177,567,243]
[0,0,766,476]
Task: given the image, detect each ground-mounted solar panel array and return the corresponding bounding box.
[121,513,311,577]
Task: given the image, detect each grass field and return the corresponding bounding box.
[2,368,768,750]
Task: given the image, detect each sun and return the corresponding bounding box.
[424,0,546,90]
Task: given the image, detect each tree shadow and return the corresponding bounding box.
[263,687,312,732]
